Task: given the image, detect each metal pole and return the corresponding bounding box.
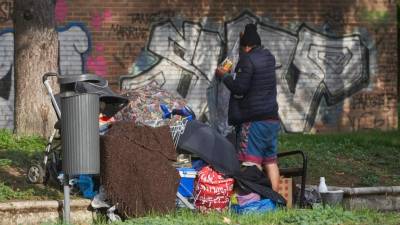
[176,192,195,210]
[63,175,70,224]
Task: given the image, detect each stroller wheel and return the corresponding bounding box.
[27,163,45,184]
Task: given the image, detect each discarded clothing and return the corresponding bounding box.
[100,122,179,217]
[235,165,271,195]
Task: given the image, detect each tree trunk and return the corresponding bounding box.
[13,0,58,137]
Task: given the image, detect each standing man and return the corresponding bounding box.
[216,23,281,191]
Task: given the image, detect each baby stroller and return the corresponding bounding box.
[26,72,128,187]
[157,104,197,209]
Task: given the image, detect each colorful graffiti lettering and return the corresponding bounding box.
[55,0,68,23]
[91,9,112,31]
[121,11,374,133]
[87,55,107,77]
[58,23,90,76]
[0,10,385,133]
[0,23,91,128]
[120,19,224,116]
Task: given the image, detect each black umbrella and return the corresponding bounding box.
[178,120,241,176]
[177,120,286,205]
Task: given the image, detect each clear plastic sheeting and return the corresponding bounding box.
[207,38,240,136]
[107,205,122,222]
[114,82,187,127]
[91,186,122,222]
[207,79,233,136]
[91,186,110,209]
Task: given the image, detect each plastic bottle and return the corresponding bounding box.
[318,177,328,193]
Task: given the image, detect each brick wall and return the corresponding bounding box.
[0,0,397,133]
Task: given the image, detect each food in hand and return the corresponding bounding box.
[221,58,233,72]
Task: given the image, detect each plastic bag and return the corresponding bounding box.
[194,166,234,212]
[206,37,240,136]
[206,78,233,136]
[77,175,97,199]
[231,199,276,214]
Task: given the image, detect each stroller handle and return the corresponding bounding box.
[42,72,62,119]
[42,72,59,84]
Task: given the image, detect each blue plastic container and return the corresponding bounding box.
[177,168,197,197]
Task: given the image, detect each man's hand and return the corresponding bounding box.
[215,67,230,77]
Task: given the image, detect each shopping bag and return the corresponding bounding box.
[194,166,234,212]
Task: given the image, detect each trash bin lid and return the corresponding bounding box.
[58,74,104,85]
[60,91,100,98]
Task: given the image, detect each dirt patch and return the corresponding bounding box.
[0,165,62,201]
[0,166,26,189]
[100,122,179,218]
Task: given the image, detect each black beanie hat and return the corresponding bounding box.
[240,23,261,47]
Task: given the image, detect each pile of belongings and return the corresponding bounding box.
[96,82,286,217]
[191,161,278,214]
[114,82,187,127]
[177,120,287,212]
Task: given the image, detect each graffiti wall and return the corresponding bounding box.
[120,11,375,133]
[0,0,397,133]
[0,23,90,129]
[120,19,224,117]
[0,29,13,128]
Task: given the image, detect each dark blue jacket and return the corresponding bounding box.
[223,46,278,125]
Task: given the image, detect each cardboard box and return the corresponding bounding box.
[278,177,293,208]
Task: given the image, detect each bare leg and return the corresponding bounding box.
[264,163,280,192]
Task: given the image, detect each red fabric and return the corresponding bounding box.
[194,166,234,212]
[99,116,110,122]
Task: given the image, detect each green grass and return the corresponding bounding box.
[96,206,400,225]
[0,129,45,151]
[1,126,400,224]
[0,129,46,166]
[0,129,62,202]
[39,206,400,225]
[278,129,400,187]
[0,122,399,202]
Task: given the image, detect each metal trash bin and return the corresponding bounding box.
[59,74,101,175]
[55,73,116,224]
[61,92,99,175]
